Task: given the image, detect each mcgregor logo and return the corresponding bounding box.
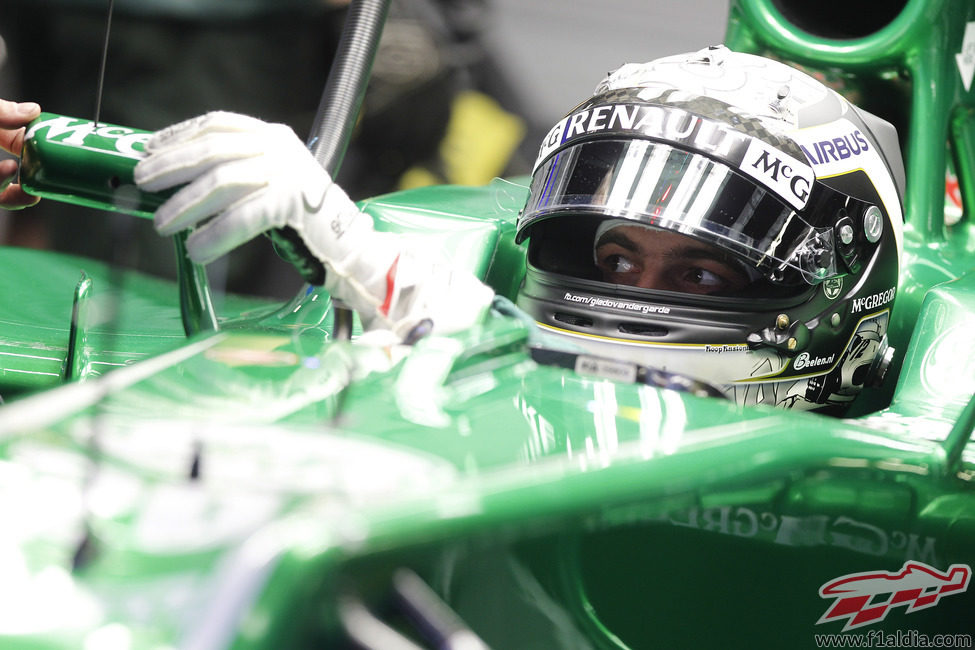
[817,561,971,631]
[851,287,895,314]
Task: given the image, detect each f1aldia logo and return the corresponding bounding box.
[816,561,971,631]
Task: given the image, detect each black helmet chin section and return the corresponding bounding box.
[519,261,806,346]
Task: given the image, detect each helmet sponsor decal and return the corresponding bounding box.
[740,138,813,210]
[532,102,770,173]
[705,344,748,353]
[793,351,836,371]
[850,287,895,314]
[562,291,671,315]
[793,119,904,263]
[823,277,843,300]
[816,561,971,631]
[533,101,815,212]
[798,127,870,167]
[793,120,875,178]
[534,103,702,172]
[792,118,903,227]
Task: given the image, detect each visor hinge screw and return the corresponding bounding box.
[775,314,790,330]
[863,206,884,243]
[839,224,855,246]
[830,313,841,327]
[787,337,798,351]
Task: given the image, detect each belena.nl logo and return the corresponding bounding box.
[817,561,971,631]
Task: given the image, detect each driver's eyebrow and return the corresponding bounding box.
[595,229,748,276]
[595,229,640,253]
[665,243,739,266]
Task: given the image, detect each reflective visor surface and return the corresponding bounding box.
[520,140,838,284]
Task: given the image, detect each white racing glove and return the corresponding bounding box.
[134,111,494,338]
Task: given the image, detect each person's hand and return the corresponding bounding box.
[134,111,351,265]
[133,110,395,318]
[0,99,41,209]
[134,111,493,337]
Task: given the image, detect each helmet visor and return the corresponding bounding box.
[520,139,838,286]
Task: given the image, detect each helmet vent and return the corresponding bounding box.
[618,323,669,337]
[554,313,594,328]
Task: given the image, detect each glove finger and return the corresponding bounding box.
[135,130,267,192]
[146,111,268,151]
[184,190,274,264]
[154,157,268,235]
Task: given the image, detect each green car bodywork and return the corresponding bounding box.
[2,0,975,647]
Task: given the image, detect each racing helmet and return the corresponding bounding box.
[515,46,905,414]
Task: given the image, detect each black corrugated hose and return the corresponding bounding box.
[308,0,392,176]
[273,0,392,340]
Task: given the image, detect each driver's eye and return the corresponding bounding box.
[686,267,725,289]
[599,253,638,274]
